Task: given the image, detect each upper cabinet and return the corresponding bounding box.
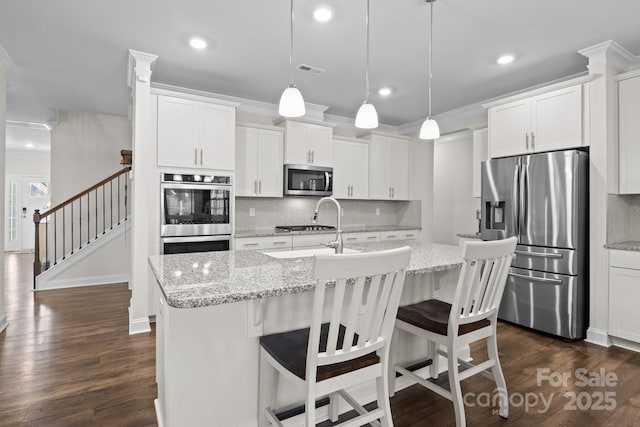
[365,133,410,200]
[487,83,586,159]
[157,95,236,170]
[333,137,369,199]
[236,125,284,197]
[472,128,488,198]
[618,72,640,194]
[284,120,333,167]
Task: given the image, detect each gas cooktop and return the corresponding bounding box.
[275,225,337,232]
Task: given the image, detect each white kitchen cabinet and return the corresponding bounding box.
[380,229,420,241]
[236,125,284,197]
[366,134,410,200]
[157,95,236,170]
[235,236,293,251]
[472,128,488,198]
[333,137,369,199]
[608,250,640,343]
[618,73,640,194]
[487,84,584,158]
[284,121,333,167]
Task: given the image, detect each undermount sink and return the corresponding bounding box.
[262,247,360,259]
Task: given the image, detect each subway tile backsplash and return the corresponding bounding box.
[235,197,421,231]
[607,194,640,243]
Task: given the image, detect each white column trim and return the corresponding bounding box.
[578,40,640,74]
[127,49,158,88]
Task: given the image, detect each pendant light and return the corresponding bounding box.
[279,0,305,117]
[419,0,440,140]
[355,0,378,129]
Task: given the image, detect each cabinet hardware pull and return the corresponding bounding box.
[389,187,392,198]
[525,132,529,150]
[311,150,315,163]
[244,243,259,247]
[259,180,262,194]
[195,148,198,165]
[367,236,377,240]
[200,149,203,165]
[307,150,310,163]
[531,132,535,150]
[387,235,397,238]
[254,180,258,195]
[346,237,357,241]
[273,241,287,245]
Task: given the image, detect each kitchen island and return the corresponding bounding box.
[149,240,464,427]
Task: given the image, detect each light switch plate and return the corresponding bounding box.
[249,207,255,217]
[376,208,380,216]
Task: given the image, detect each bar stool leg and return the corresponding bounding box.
[488,323,509,418]
[447,339,466,427]
[377,351,393,427]
[258,350,278,427]
[429,340,439,379]
[329,392,339,422]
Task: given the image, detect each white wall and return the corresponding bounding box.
[50,110,131,205]
[432,130,480,245]
[0,62,8,333]
[5,150,50,176]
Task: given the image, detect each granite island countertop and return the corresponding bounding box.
[149,240,462,309]
[604,241,640,252]
[235,225,420,238]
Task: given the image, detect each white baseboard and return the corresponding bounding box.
[129,306,151,335]
[0,315,8,334]
[35,274,130,291]
[154,399,165,427]
[586,327,612,347]
[609,336,640,353]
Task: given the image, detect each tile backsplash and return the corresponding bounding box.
[607,194,640,243]
[235,197,421,231]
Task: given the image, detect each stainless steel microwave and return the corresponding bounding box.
[284,164,333,196]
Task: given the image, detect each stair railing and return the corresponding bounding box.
[33,166,132,287]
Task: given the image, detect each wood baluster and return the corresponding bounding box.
[33,209,41,287]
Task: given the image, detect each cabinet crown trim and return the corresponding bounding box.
[236,122,284,132]
[615,68,640,82]
[275,118,337,128]
[359,131,414,141]
[333,135,367,144]
[151,87,241,108]
[481,74,594,110]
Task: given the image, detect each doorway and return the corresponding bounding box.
[5,175,50,251]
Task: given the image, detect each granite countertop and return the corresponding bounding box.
[456,233,481,239]
[604,241,640,252]
[149,240,462,309]
[235,225,421,239]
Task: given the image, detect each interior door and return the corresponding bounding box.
[5,175,20,251]
[256,129,284,197]
[20,176,50,250]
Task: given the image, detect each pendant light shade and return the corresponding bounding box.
[279,84,305,117]
[279,0,305,118]
[355,101,378,129]
[420,0,439,140]
[419,118,440,139]
[355,0,378,129]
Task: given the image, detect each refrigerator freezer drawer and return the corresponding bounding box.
[498,267,587,340]
[511,245,578,276]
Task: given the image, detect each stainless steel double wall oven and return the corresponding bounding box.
[160,173,232,254]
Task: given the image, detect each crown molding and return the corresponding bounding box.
[578,40,640,74]
[6,120,52,131]
[127,49,158,88]
[323,112,399,134]
[0,41,16,68]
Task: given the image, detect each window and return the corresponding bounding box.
[8,181,18,241]
[30,182,49,198]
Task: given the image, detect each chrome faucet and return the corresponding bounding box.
[312,196,343,254]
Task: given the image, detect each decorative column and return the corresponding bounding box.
[127,49,158,334]
[0,44,14,334]
[578,41,637,346]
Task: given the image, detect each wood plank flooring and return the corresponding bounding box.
[1,252,640,426]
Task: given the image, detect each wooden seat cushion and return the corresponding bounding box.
[260,323,379,381]
[397,299,490,336]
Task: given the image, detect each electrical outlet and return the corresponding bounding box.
[376,208,380,216]
[249,207,255,217]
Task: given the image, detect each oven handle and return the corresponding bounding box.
[161,183,231,191]
[162,235,231,244]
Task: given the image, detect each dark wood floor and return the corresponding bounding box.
[1,252,640,426]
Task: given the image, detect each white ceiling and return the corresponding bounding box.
[1,0,640,126]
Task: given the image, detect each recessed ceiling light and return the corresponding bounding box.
[25,143,34,149]
[313,7,332,22]
[497,54,515,65]
[378,87,392,96]
[189,37,207,50]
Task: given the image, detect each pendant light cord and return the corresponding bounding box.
[289,0,294,84]
[365,0,371,102]
[428,0,434,118]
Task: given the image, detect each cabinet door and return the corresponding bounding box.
[284,121,310,165]
[349,142,369,199]
[389,138,410,200]
[472,128,489,198]
[619,76,640,194]
[308,125,333,167]
[256,129,284,197]
[609,266,640,342]
[332,141,352,198]
[531,85,583,153]
[157,96,199,168]
[235,127,258,196]
[488,99,530,158]
[368,137,391,200]
[199,103,235,170]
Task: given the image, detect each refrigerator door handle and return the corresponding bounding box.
[513,163,520,237]
[509,272,563,285]
[514,250,563,259]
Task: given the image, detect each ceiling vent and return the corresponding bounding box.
[297,64,325,75]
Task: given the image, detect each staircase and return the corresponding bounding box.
[32,167,132,290]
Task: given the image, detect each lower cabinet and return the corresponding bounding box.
[608,250,640,343]
[380,230,420,241]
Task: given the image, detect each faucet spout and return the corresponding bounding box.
[312,197,343,254]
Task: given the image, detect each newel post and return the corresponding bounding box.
[33,209,42,286]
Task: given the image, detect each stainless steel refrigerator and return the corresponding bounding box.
[481,149,588,340]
